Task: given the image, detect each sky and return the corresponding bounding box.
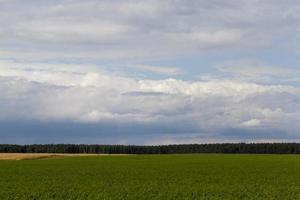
[0,0,300,144]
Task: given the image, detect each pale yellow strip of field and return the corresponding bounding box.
[0,153,130,160]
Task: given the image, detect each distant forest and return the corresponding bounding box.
[1,143,300,154]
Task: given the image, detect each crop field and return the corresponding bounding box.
[0,153,83,160]
[0,153,127,160]
[0,154,299,200]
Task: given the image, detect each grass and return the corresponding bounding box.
[0,154,299,200]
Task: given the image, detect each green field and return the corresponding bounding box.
[0,154,299,200]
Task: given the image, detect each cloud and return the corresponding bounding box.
[241,119,261,127]
[1,1,300,144]
[0,60,299,143]
[215,59,300,83]
[217,60,297,77]
[1,0,300,61]
[128,64,184,76]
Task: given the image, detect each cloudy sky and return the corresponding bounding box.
[1,0,300,144]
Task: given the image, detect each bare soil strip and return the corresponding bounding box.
[0,153,129,160]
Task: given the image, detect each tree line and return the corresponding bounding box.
[1,143,300,154]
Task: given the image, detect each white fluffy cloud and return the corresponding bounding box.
[0,60,299,142]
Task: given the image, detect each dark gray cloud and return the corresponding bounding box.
[122,91,168,97]
[1,121,298,145]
